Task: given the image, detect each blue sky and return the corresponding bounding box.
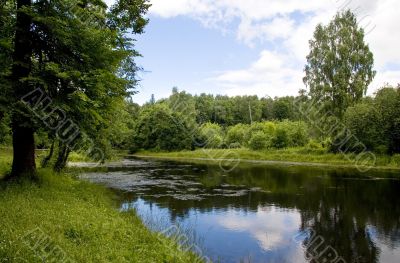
[133,16,263,103]
[105,0,400,104]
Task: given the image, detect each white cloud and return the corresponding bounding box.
[148,0,400,96]
[365,0,400,68]
[212,50,303,97]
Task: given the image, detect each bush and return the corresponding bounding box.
[306,139,324,150]
[245,122,276,145]
[301,140,327,154]
[277,121,308,147]
[272,128,289,149]
[226,124,249,146]
[248,131,269,150]
[198,122,224,149]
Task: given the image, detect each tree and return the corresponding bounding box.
[304,10,376,120]
[260,96,274,121]
[149,94,155,104]
[374,85,400,154]
[344,102,382,152]
[341,85,400,154]
[8,0,36,177]
[194,93,214,124]
[272,97,294,121]
[167,88,197,132]
[231,96,262,124]
[0,0,14,124]
[1,0,150,178]
[131,104,192,152]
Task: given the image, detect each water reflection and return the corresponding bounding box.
[80,159,400,263]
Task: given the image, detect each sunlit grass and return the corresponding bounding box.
[0,149,200,262]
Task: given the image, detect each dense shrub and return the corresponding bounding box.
[226,124,249,147]
[198,122,224,148]
[248,131,269,150]
[301,140,327,154]
[245,122,276,144]
[342,86,400,154]
[375,87,400,154]
[306,140,324,150]
[272,127,289,149]
[277,121,309,147]
[344,103,382,152]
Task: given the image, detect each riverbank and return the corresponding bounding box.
[134,148,400,171]
[0,150,198,262]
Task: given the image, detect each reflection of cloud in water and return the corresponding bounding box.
[368,225,400,263]
[216,206,301,251]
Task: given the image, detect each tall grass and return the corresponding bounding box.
[0,149,200,262]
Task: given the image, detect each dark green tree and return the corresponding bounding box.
[149,94,156,104]
[194,93,214,124]
[1,0,150,177]
[374,85,400,154]
[272,97,294,121]
[131,104,192,152]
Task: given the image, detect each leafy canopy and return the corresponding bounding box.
[304,10,376,119]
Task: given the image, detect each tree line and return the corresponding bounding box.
[127,84,400,154]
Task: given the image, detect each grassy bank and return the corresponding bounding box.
[0,147,12,177]
[134,148,400,170]
[0,150,199,262]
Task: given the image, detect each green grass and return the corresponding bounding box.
[134,147,400,170]
[68,150,129,163]
[0,150,200,262]
[0,147,13,178]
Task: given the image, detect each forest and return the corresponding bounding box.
[126,85,400,155]
[1,4,399,174]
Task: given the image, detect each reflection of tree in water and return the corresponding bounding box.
[117,162,400,262]
[293,175,400,263]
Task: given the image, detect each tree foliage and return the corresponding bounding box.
[344,85,400,154]
[304,10,376,120]
[131,104,192,152]
[0,0,150,175]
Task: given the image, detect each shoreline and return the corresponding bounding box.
[130,151,400,173]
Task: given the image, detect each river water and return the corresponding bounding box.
[80,158,400,263]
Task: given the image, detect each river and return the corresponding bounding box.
[80,157,400,263]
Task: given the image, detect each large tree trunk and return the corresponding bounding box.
[10,0,35,178]
[10,126,36,178]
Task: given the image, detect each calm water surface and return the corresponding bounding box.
[80,158,400,263]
